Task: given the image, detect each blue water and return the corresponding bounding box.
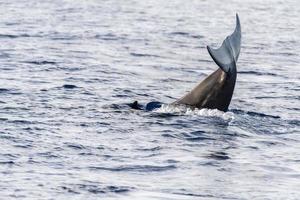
[0,0,299,199]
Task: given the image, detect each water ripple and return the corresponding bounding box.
[0,0,299,199]
[89,164,177,172]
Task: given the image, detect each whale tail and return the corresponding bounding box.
[207,14,241,73]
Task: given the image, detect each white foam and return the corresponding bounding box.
[153,104,235,121]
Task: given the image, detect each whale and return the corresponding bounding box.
[173,14,241,112]
[129,14,241,112]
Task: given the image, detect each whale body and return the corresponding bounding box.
[173,14,241,112]
[130,14,241,112]
[172,15,241,112]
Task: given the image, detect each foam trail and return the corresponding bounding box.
[153,104,235,120]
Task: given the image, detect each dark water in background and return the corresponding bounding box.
[0,0,299,199]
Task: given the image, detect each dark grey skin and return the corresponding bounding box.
[173,68,236,112]
[173,14,241,112]
[129,14,241,112]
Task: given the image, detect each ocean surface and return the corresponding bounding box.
[0,0,299,199]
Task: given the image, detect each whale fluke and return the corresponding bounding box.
[129,14,242,112]
[173,14,241,112]
[207,14,241,73]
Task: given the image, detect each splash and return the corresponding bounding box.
[153,104,235,120]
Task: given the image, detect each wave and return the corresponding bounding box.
[60,184,133,194]
[22,60,57,65]
[89,164,176,172]
[130,52,162,58]
[169,31,204,39]
[238,70,278,76]
[62,84,78,89]
[0,33,37,39]
[230,109,280,119]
